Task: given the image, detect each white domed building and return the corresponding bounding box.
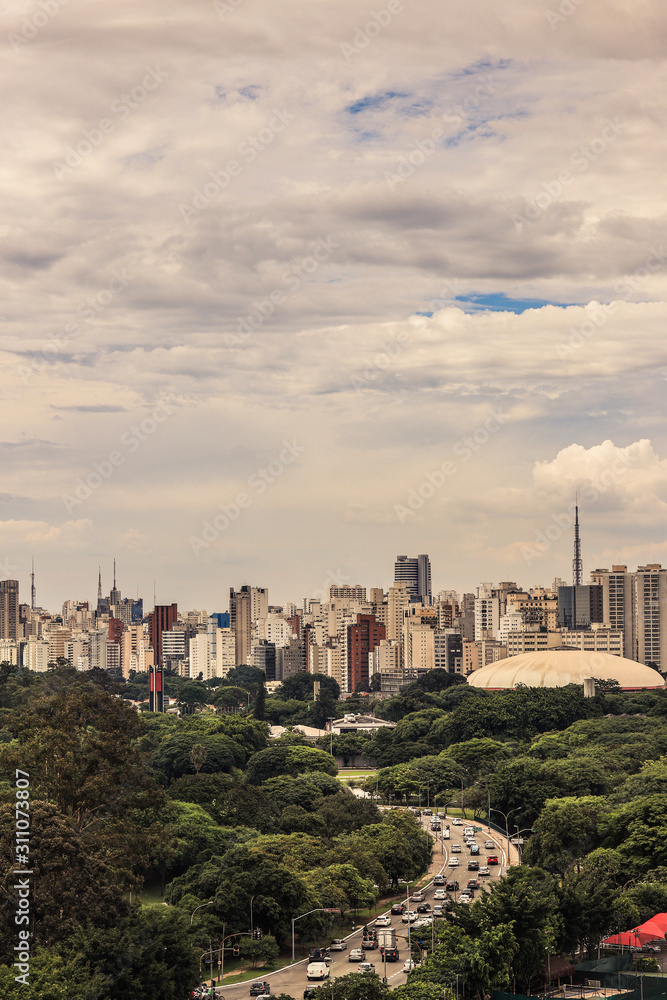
[467,648,665,691]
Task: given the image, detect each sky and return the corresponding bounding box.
[3,0,667,613]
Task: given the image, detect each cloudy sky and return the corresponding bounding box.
[3,0,667,613]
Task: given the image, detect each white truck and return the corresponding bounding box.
[306,963,330,981]
[376,927,397,950]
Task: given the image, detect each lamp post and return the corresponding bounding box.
[511,826,534,864]
[190,900,214,925]
[250,895,255,939]
[291,907,340,962]
[490,806,521,868]
[328,717,335,757]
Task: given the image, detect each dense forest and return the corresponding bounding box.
[1,662,667,997]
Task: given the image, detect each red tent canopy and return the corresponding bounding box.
[603,915,667,948]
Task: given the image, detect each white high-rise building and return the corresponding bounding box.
[474,585,500,640]
[23,637,50,672]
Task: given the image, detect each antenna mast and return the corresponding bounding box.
[572,499,583,586]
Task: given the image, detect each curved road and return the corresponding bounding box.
[212,812,515,999]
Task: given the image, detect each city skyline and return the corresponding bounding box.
[3,3,667,612]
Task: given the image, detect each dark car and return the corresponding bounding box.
[304,989,319,999]
[467,879,479,890]
[391,902,405,915]
[417,902,431,913]
[467,861,479,871]
[446,880,459,891]
[383,947,400,962]
[250,983,271,997]
[309,948,329,962]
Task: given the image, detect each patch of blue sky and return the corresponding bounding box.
[239,85,261,100]
[122,149,166,168]
[454,293,578,313]
[345,90,409,115]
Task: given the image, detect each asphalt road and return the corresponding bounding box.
[213,812,510,999]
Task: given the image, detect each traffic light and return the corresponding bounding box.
[232,945,240,957]
[253,928,263,940]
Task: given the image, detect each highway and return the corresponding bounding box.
[213,812,512,999]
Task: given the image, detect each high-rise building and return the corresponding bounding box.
[474,585,500,640]
[394,554,432,604]
[230,587,252,666]
[149,604,178,668]
[590,565,634,658]
[0,580,19,640]
[348,614,386,692]
[633,564,667,670]
[557,585,603,631]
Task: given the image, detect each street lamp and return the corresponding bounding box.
[490,806,521,867]
[190,900,214,925]
[250,895,255,938]
[327,717,335,757]
[511,826,533,863]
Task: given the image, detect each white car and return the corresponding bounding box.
[401,910,418,923]
[449,858,459,867]
[452,817,463,825]
[410,892,425,902]
[464,827,475,836]
[451,844,461,853]
[375,915,391,927]
[403,959,417,973]
[433,904,444,916]
[484,841,495,849]
[433,889,446,899]
[458,893,472,904]
[478,867,490,877]
[330,939,347,951]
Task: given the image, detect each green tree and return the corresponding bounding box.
[177,680,210,714]
[239,933,279,967]
[254,678,267,720]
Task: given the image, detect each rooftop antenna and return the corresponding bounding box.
[30,556,35,610]
[113,558,116,589]
[97,566,103,606]
[572,496,583,586]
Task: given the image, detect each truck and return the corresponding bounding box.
[377,927,397,952]
[442,828,450,839]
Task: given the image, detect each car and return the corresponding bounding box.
[390,902,405,915]
[304,989,319,999]
[468,861,479,871]
[414,917,433,929]
[470,844,480,855]
[330,939,347,951]
[433,904,444,916]
[434,889,446,899]
[357,962,376,974]
[487,855,499,865]
[464,827,475,836]
[309,948,329,961]
[382,946,400,962]
[417,902,431,913]
[250,983,271,996]
[403,959,417,973]
[452,817,463,825]
[458,892,472,904]
[348,948,365,962]
[375,915,391,927]
[430,822,441,831]
[449,858,459,867]
[446,880,459,891]
[410,892,425,903]
[451,844,461,853]
[433,875,445,886]
[467,879,479,889]
[437,812,446,819]
[478,866,490,877]
[484,841,495,849]
[423,809,433,816]
[401,910,418,923]
[361,936,378,949]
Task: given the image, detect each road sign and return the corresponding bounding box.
[323,908,341,913]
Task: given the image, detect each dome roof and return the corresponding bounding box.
[467,649,665,691]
